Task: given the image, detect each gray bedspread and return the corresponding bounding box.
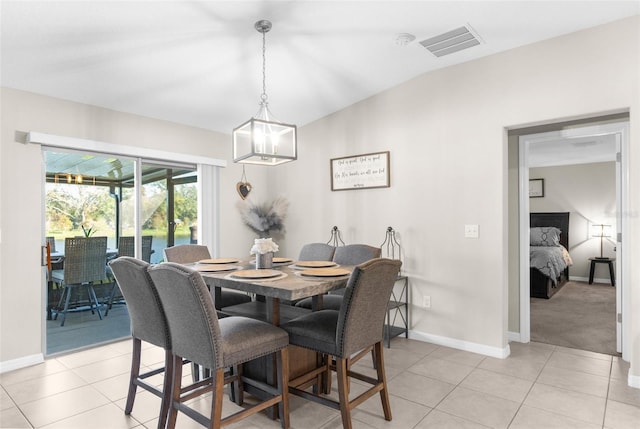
[530,245,572,285]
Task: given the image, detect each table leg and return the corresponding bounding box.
[266,297,280,326]
[589,261,596,284]
[312,294,323,311]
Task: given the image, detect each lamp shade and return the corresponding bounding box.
[591,224,612,238]
[591,224,612,259]
[232,117,297,165]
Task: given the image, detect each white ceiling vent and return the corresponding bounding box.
[420,26,481,57]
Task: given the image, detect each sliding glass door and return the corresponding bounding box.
[44,149,197,355]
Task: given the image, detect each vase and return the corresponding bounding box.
[256,252,273,269]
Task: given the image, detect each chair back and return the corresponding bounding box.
[108,257,170,348]
[332,244,381,265]
[336,258,401,357]
[148,263,222,370]
[118,236,154,263]
[298,243,336,261]
[163,244,210,264]
[46,236,57,253]
[63,236,108,284]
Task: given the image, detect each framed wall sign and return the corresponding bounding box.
[330,151,390,191]
[529,178,544,198]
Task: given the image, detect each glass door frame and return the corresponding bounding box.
[32,131,226,355]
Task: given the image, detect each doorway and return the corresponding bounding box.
[515,118,629,359]
[44,149,198,355]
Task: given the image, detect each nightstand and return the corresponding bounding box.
[588,257,615,287]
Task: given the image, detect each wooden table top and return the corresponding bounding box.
[200,261,351,301]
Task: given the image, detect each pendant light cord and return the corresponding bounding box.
[261,28,268,104]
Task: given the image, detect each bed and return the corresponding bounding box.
[530,212,572,299]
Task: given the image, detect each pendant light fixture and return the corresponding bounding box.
[232,20,297,166]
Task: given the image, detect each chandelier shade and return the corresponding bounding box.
[233,117,297,165]
[232,19,297,166]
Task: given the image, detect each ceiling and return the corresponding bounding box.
[2,1,638,135]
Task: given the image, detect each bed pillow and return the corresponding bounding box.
[530,227,561,246]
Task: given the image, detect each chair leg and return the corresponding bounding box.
[230,365,244,406]
[335,357,352,429]
[323,354,332,395]
[166,355,182,429]
[125,338,142,414]
[158,350,174,429]
[277,348,290,429]
[59,285,73,326]
[210,369,225,429]
[104,282,119,316]
[53,284,67,321]
[88,285,103,320]
[373,342,392,421]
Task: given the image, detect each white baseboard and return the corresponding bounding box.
[629,371,640,389]
[408,329,510,359]
[0,353,44,374]
[508,331,522,342]
[570,275,612,285]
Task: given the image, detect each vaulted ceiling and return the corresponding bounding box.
[2,1,638,135]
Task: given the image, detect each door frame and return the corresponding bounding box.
[32,131,225,355]
[518,121,629,359]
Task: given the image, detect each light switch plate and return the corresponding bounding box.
[464,224,479,238]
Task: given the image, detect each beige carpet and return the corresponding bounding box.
[530,281,618,356]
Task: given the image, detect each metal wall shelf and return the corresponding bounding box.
[384,275,408,347]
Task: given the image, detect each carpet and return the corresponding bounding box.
[530,281,617,356]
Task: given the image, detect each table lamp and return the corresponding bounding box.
[591,224,612,259]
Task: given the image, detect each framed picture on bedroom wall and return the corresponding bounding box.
[529,178,544,198]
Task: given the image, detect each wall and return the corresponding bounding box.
[269,16,639,374]
[2,16,639,384]
[530,162,616,281]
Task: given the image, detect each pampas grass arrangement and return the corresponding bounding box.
[237,196,289,237]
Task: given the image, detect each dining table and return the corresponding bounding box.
[200,260,351,323]
[197,258,352,406]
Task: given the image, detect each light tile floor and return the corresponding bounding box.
[1,338,639,428]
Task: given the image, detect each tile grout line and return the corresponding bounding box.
[600,357,614,429]
[504,344,556,428]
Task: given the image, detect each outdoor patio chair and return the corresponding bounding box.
[105,236,154,315]
[51,236,108,326]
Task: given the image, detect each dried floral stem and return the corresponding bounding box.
[236,196,289,237]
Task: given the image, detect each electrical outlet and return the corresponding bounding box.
[423,295,431,308]
[464,224,479,239]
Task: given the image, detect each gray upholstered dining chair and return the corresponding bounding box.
[108,257,175,429]
[295,243,381,310]
[298,242,336,261]
[162,244,251,310]
[147,262,291,429]
[52,236,108,326]
[281,258,402,429]
[276,243,337,307]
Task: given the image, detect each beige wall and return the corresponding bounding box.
[2,16,639,382]
[269,16,639,371]
[530,162,616,280]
